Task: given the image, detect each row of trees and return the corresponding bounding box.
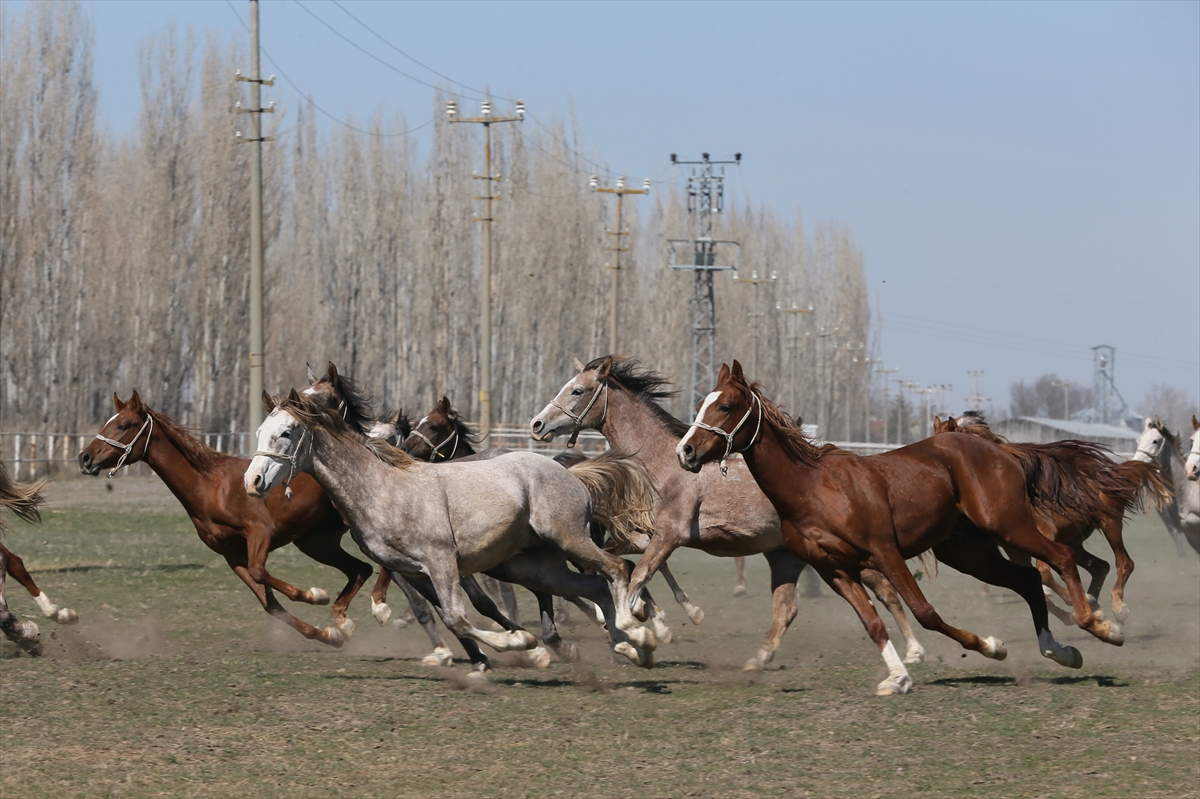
[1,3,873,438]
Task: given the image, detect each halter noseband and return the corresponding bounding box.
[407,421,460,462]
[690,390,763,477]
[93,414,154,478]
[551,378,609,448]
[253,425,309,499]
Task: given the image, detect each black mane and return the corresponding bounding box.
[586,356,692,439]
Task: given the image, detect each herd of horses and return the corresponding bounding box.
[2,356,1199,696]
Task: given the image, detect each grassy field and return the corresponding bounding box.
[2,475,1198,799]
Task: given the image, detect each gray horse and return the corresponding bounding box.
[531,356,927,670]
[246,390,658,668]
[1134,417,1200,556]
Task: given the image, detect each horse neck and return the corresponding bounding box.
[741,421,819,510]
[447,426,476,460]
[308,427,394,525]
[140,422,213,510]
[598,387,680,469]
[1159,444,1195,502]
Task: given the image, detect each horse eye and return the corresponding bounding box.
[280,430,291,439]
[718,405,731,413]
[571,388,584,396]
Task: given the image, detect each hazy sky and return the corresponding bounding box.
[62,1,1200,415]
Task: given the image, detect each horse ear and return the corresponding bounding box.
[730,360,745,382]
[438,396,451,411]
[1144,417,1154,431]
[717,363,731,383]
[572,356,585,373]
[327,361,339,383]
[261,390,276,413]
[113,392,124,411]
[1192,414,1199,431]
[596,356,613,379]
[306,363,317,384]
[287,387,302,405]
[130,390,144,409]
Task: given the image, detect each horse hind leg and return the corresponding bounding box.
[390,573,453,666]
[1096,520,1132,623]
[861,568,925,664]
[0,553,41,656]
[226,558,344,647]
[461,573,550,669]
[822,568,912,696]
[659,562,704,625]
[415,562,537,655]
[733,556,748,597]
[291,527,374,638]
[3,546,78,625]
[745,549,804,671]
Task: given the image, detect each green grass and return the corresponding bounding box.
[2,484,1198,798]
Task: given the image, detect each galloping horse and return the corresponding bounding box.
[247,390,659,668]
[933,412,1169,622]
[1133,417,1200,555]
[1186,415,1199,482]
[678,361,1122,695]
[79,392,373,646]
[1,464,77,656]
[531,356,928,670]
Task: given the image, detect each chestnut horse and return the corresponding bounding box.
[78,392,373,646]
[678,361,1123,696]
[1,464,78,655]
[932,412,1169,622]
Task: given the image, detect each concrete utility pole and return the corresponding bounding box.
[591,175,649,354]
[236,0,274,435]
[810,326,835,437]
[854,355,881,442]
[966,370,988,413]
[667,153,742,411]
[875,366,899,445]
[1051,379,1073,420]
[447,98,524,444]
[836,341,864,441]
[777,299,814,414]
[732,269,776,380]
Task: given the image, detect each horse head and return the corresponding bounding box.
[245,389,313,499]
[1186,415,1199,482]
[402,396,477,461]
[78,391,154,477]
[1132,416,1169,464]
[530,355,613,446]
[676,360,761,475]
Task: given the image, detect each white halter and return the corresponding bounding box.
[551,379,609,448]
[691,390,763,477]
[93,414,154,478]
[1134,430,1164,462]
[407,423,460,462]
[253,426,309,500]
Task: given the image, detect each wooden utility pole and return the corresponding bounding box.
[874,366,899,444]
[447,98,524,444]
[591,175,649,354]
[732,269,776,380]
[236,0,274,435]
[777,299,814,414]
[854,354,880,442]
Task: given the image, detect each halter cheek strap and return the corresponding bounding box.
[690,391,763,477]
[252,428,308,500]
[407,425,460,462]
[93,415,154,478]
[551,380,608,448]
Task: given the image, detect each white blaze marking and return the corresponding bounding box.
[302,386,316,396]
[680,391,723,450]
[104,413,119,427]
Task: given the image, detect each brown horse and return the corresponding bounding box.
[1,464,77,656]
[932,412,1169,622]
[678,361,1123,695]
[78,392,373,646]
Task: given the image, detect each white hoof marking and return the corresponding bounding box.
[732,585,748,598]
[981,636,1007,660]
[371,599,392,626]
[322,626,345,647]
[875,674,913,696]
[336,617,356,638]
[309,587,330,605]
[683,603,704,625]
[903,642,926,664]
[522,646,552,669]
[422,646,454,667]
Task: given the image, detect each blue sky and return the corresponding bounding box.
[55,1,1200,413]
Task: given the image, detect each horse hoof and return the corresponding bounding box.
[981,636,1007,660]
[1092,609,1106,622]
[54,608,79,625]
[650,616,673,646]
[309,587,330,605]
[555,642,581,663]
[732,585,748,598]
[371,599,392,626]
[422,647,453,667]
[1102,621,1124,646]
[336,617,356,638]
[512,630,538,651]
[743,657,764,672]
[684,604,705,625]
[1113,605,1129,624]
[1043,644,1083,669]
[321,626,345,648]
[875,674,912,696]
[631,597,649,622]
[903,643,927,664]
[625,625,657,652]
[522,646,552,669]
[13,621,42,656]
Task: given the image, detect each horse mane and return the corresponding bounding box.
[325,371,377,435]
[754,387,833,466]
[940,412,1008,443]
[147,408,223,473]
[280,392,417,471]
[586,356,691,439]
[1153,419,1182,454]
[0,462,48,531]
[375,409,413,439]
[443,403,485,447]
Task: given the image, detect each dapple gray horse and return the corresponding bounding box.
[246,390,658,669]
[531,356,927,670]
[1134,417,1200,556]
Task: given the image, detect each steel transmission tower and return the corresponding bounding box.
[667,153,742,410]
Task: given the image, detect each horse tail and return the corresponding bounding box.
[999,440,1116,524]
[1116,459,1173,513]
[567,452,658,551]
[0,462,49,531]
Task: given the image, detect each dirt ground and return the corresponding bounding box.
[1,474,1197,798]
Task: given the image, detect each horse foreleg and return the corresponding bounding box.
[821,567,911,696]
[462,573,550,669]
[1097,520,1133,623]
[226,557,343,647]
[744,549,803,671]
[389,573,453,666]
[412,562,536,655]
[536,591,580,663]
[1,543,77,624]
[368,569,394,625]
[291,526,374,638]
[732,556,748,597]
[862,568,925,664]
[244,528,329,607]
[658,562,704,624]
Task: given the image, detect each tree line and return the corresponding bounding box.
[1,2,871,439]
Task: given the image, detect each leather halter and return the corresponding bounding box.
[93,414,154,478]
[407,421,460,462]
[551,379,608,448]
[253,423,309,500]
[690,390,763,477]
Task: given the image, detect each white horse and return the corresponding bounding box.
[1186,416,1199,482]
[1133,418,1200,556]
[246,390,658,669]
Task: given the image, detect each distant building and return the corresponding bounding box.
[991,416,1139,457]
